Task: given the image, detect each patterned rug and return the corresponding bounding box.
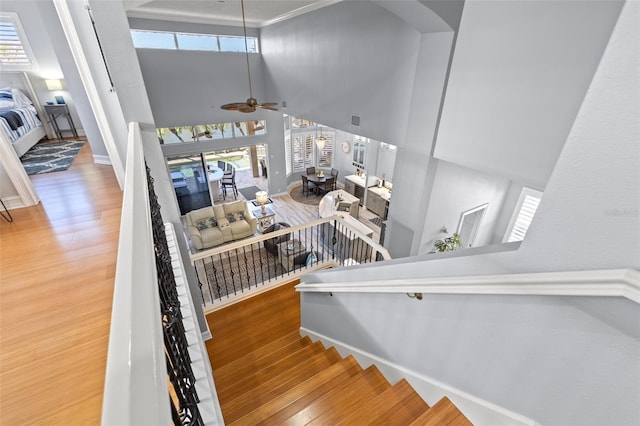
[196,247,286,304]
[20,140,84,175]
[289,184,321,206]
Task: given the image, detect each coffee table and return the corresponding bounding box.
[276,239,307,271]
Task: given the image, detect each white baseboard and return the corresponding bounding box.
[300,327,537,426]
[0,195,27,210]
[93,154,112,165]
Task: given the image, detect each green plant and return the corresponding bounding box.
[433,233,462,252]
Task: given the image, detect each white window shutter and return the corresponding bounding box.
[507,194,542,242]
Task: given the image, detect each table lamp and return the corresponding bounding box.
[256,191,269,215]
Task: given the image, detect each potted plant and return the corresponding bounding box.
[433,233,462,252]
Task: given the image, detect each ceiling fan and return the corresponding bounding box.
[221,0,278,113]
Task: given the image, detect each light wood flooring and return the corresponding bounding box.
[0,140,382,424]
[197,167,383,249]
[0,138,122,425]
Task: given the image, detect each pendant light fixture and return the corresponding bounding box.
[315,122,327,150]
[221,0,278,113]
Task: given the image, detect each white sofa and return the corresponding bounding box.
[186,201,257,250]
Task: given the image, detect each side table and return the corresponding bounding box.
[252,206,276,233]
[43,104,78,139]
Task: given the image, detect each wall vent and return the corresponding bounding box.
[351,115,361,126]
[282,100,287,108]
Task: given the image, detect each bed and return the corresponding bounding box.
[0,86,46,158]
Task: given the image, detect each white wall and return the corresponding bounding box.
[434,0,624,189]
[418,159,511,255]
[0,1,76,130]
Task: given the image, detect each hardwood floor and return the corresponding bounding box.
[0,139,121,425]
[0,140,383,424]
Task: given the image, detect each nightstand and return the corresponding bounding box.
[43,104,78,139]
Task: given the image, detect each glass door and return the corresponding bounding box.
[166,154,211,215]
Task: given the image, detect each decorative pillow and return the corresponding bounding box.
[227,211,245,223]
[196,216,217,230]
[305,251,318,266]
[12,88,32,107]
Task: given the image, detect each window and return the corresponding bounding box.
[130,30,175,49]
[317,131,335,168]
[504,188,543,242]
[0,13,34,69]
[130,29,259,53]
[292,133,315,173]
[156,120,266,144]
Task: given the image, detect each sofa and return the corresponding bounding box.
[186,201,257,250]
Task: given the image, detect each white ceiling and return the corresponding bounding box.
[123,0,340,27]
[123,0,454,32]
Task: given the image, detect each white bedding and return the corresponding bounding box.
[0,87,45,157]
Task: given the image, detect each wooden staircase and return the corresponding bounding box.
[205,281,472,425]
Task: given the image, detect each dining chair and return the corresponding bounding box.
[224,163,234,176]
[301,175,316,197]
[318,177,335,196]
[221,168,238,200]
[217,160,225,170]
[306,166,316,175]
[330,168,339,189]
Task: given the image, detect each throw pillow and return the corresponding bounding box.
[227,211,245,223]
[196,218,209,230]
[305,251,318,266]
[227,212,236,223]
[208,217,218,228]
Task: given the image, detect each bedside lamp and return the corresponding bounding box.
[256,191,269,215]
[45,79,65,104]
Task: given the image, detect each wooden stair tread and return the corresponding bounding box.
[335,379,430,425]
[214,335,311,387]
[280,365,390,425]
[218,341,326,402]
[230,356,362,426]
[222,347,342,423]
[214,331,303,373]
[409,396,473,426]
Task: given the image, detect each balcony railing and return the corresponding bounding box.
[103,122,219,425]
[191,215,391,309]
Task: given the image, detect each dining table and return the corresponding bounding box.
[305,172,329,195]
[206,164,224,204]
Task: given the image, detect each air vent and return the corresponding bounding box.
[282,100,287,108]
[351,115,361,126]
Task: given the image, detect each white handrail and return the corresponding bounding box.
[102,122,170,425]
[190,214,391,262]
[297,268,640,304]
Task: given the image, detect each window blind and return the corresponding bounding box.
[507,194,541,242]
[0,18,30,67]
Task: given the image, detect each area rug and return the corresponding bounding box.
[20,140,84,175]
[238,185,262,201]
[288,184,321,206]
[195,247,285,304]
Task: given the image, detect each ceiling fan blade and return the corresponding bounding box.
[258,104,279,111]
[221,102,245,111]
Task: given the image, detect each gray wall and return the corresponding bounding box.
[434,0,625,189]
[301,2,639,424]
[418,159,511,254]
[261,1,420,148]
